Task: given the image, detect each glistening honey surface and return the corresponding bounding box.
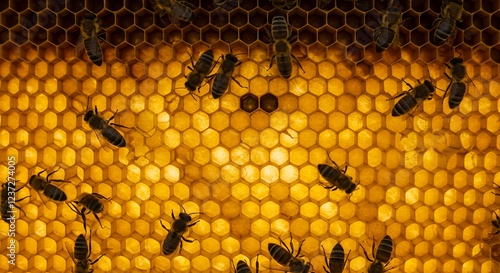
[0,0,499,272]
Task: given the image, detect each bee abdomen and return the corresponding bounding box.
[44,184,67,201]
[392,95,417,116]
[268,243,291,265]
[434,18,455,44]
[83,39,103,66]
[375,28,395,53]
[162,233,181,255]
[375,235,393,263]
[448,82,466,109]
[74,234,89,261]
[236,260,252,273]
[102,126,126,147]
[318,164,340,183]
[211,74,230,99]
[272,16,289,40]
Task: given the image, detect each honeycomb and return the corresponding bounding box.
[0,0,499,272]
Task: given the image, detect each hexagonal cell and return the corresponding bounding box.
[230,9,248,28]
[117,9,135,30]
[327,10,345,29]
[346,10,364,30]
[411,0,428,12]
[464,28,481,47]
[107,26,126,46]
[249,8,266,28]
[0,26,9,44]
[192,9,209,29]
[472,10,490,30]
[463,0,480,13]
[240,93,258,113]
[201,26,220,44]
[491,46,500,63]
[38,10,57,30]
[307,9,326,29]
[29,26,47,44]
[2,9,18,28]
[288,10,307,29]
[10,25,28,46]
[57,10,75,29]
[47,26,66,46]
[211,9,228,28]
[337,0,355,12]
[135,10,154,30]
[239,25,257,45]
[145,26,163,45]
[481,27,499,47]
[356,27,372,46]
[493,11,500,30]
[126,27,145,46]
[299,26,317,46]
[260,93,278,113]
[410,27,428,47]
[220,25,238,44]
[337,27,355,46]
[9,0,27,12]
[318,26,335,47]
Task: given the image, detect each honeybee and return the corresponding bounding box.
[374,0,403,53]
[208,51,245,99]
[76,13,103,66]
[1,180,29,222]
[360,235,394,273]
[68,193,110,234]
[386,78,435,116]
[322,243,350,273]
[160,208,202,255]
[272,0,297,9]
[29,168,69,203]
[78,97,130,149]
[268,235,312,273]
[65,232,105,273]
[150,0,195,23]
[185,49,218,99]
[433,0,463,45]
[443,57,467,109]
[318,156,358,196]
[234,255,259,273]
[267,15,305,79]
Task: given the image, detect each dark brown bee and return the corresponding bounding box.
[29,168,69,203]
[322,243,350,273]
[150,0,195,23]
[268,235,312,273]
[318,156,358,196]
[360,235,394,273]
[443,57,467,109]
[160,208,202,255]
[234,255,259,273]
[208,51,245,99]
[65,232,105,273]
[78,97,130,149]
[386,79,435,116]
[68,193,110,234]
[76,13,103,66]
[267,15,305,79]
[185,49,217,98]
[1,179,29,222]
[374,1,403,53]
[433,0,463,45]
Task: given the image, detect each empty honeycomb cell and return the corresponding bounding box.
[346,10,364,30]
[337,26,355,46]
[211,9,228,28]
[105,0,123,11]
[288,9,307,29]
[481,27,500,46]
[38,10,57,30]
[126,27,144,46]
[117,9,135,30]
[220,25,239,44]
[229,9,248,28]
[29,25,48,44]
[201,25,219,44]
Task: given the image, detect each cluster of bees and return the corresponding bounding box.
[3,0,498,272]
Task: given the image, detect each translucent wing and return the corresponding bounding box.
[75,34,84,58]
[64,240,77,265]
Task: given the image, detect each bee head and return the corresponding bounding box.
[423,80,435,93]
[178,212,192,223]
[225,54,239,63]
[83,110,95,122]
[450,57,463,66]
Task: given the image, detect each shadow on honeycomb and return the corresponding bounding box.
[0,0,499,272]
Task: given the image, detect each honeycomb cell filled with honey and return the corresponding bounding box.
[0,0,499,272]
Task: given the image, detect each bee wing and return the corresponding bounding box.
[75,34,84,58]
[64,241,78,264]
[92,129,111,152]
[87,30,103,60]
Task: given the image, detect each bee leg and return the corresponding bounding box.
[93,212,104,229]
[278,236,291,253]
[385,91,408,101]
[264,27,273,44]
[255,254,260,273]
[359,241,374,262]
[160,219,170,232]
[181,236,195,243]
[268,55,276,70]
[81,207,89,234]
[188,219,200,227]
[321,245,330,273]
[92,193,111,201]
[295,238,305,257]
[90,254,105,265]
[231,77,248,89]
[171,209,176,220]
[401,78,414,90]
[291,54,305,73]
[37,168,48,177]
